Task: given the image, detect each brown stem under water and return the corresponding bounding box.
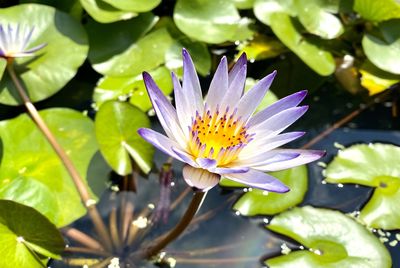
[141,191,206,259]
[6,65,112,251]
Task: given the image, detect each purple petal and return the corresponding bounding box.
[249,106,308,135]
[154,99,186,146]
[228,53,247,86]
[182,164,220,191]
[213,166,249,174]
[172,72,191,135]
[171,147,197,167]
[0,25,8,51]
[138,128,188,163]
[21,26,34,50]
[237,71,276,122]
[220,64,247,110]
[242,152,300,167]
[24,42,47,54]
[248,90,308,127]
[254,149,325,171]
[196,158,217,169]
[205,56,228,111]
[224,169,289,192]
[240,131,305,158]
[143,72,185,142]
[182,48,204,115]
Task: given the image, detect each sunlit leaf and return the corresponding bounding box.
[86,13,160,76]
[95,101,154,175]
[362,19,400,75]
[234,0,255,9]
[266,206,392,267]
[325,143,400,229]
[237,35,287,61]
[0,200,65,268]
[0,4,88,105]
[294,0,343,39]
[354,0,400,22]
[360,61,400,95]
[20,0,83,19]
[0,109,98,227]
[102,0,160,12]
[93,66,173,111]
[233,166,308,216]
[165,40,211,77]
[254,0,297,26]
[0,59,6,81]
[269,13,335,76]
[174,0,253,44]
[80,0,138,23]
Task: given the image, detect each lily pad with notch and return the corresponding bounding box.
[266,206,392,268]
[325,143,400,230]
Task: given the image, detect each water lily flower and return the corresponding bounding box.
[0,24,46,59]
[139,49,324,192]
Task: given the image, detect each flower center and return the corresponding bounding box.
[189,106,251,166]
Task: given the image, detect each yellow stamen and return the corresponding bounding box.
[189,107,250,165]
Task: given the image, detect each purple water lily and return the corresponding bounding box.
[0,24,46,59]
[139,49,324,192]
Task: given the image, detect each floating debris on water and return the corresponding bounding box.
[280,243,291,255]
[317,161,327,168]
[334,142,346,150]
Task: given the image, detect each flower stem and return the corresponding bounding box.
[6,64,113,251]
[143,191,207,259]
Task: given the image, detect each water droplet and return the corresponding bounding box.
[337,183,344,188]
[235,211,241,216]
[389,240,398,247]
[148,203,155,210]
[249,58,255,63]
[16,236,25,243]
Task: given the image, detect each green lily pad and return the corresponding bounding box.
[87,15,174,76]
[0,59,6,81]
[254,0,297,26]
[234,0,255,9]
[269,13,335,76]
[0,200,65,268]
[102,0,160,12]
[95,101,154,175]
[237,35,287,62]
[20,0,83,19]
[360,60,400,95]
[362,19,400,75]
[173,0,253,44]
[165,40,211,77]
[354,0,400,22]
[93,65,173,111]
[295,0,343,39]
[325,143,400,230]
[0,4,88,105]
[0,108,98,227]
[266,206,392,268]
[80,0,138,23]
[233,166,308,216]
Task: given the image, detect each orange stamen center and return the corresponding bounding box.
[189,107,251,166]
